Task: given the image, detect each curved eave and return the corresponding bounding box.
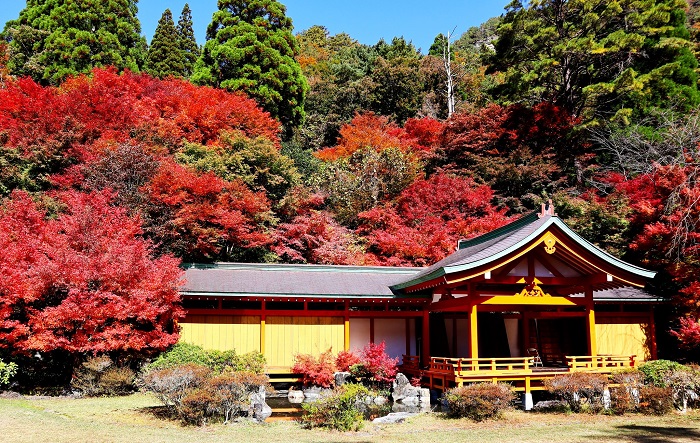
[393,217,656,292]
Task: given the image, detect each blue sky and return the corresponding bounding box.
[1,1,507,53]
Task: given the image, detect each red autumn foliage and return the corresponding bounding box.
[608,161,700,347]
[402,116,445,154]
[335,350,361,373]
[272,210,373,265]
[441,102,577,161]
[0,190,183,355]
[144,160,273,262]
[358,173,511,266]
[314,112,413,161]
[0,68,279,164]
[292,349,337,388]
[353,342,398,384]
[438,103,580,210]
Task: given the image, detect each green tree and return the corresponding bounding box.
[145,9,184,78]
[2,0,145,85]
[193,0,308,129]
[177,3,199,78]
[370,37,423,123]
[293,26,375,150]
[489,0,699,125]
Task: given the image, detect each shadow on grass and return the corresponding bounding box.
[136,405,178,422]
[607,424,700,443]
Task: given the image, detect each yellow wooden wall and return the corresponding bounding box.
[264,316,344,368]
[179,315,261,353]
[596,319,650,361]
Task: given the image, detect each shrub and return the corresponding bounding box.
[664,365,700,410]
[609,369,644,414]
[350,342,398,387]
[638,386,674,415]
[71,355,135,397]
[292,349,336,388]
[180,387,218,425]
[336,350,361,372]
[443,383,516,421]
[300,383,371,431]
[638,360,684,387]
[147,343,265,374]
[0,358,18,387]
[179,372,272,425]
[544,372,608,413]
[206,371,271,423]
[139,363,211,410]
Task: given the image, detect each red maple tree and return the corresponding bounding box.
[0,190,184,355]
[358,173,511,266]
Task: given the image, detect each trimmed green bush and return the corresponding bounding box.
[147,343,265,374]
[300,383,372,431]
[638,360,684,387]
[444,383,516,421]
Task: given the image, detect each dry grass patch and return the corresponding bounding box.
[1,394,700,443]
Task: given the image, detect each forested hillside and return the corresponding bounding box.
[2,0,700,362]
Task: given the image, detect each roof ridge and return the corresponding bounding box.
[457,211,542,250]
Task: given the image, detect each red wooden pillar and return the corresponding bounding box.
[649,307,658,360]
[421,309,430,367]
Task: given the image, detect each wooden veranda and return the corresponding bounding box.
[400,354,636,393]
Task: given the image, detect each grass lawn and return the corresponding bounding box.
[2,393,700,443]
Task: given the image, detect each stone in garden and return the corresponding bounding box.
[334,371,351,386]
[287,389,304,403]
[372,412,418,424]
[249,386,272,422]
[391,372,420,402]
[303,386,322,401]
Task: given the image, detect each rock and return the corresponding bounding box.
[303,386,322,401]
[373,396,388,406]
[334,371,352,386]
[392,373,421,402]
[372,412,418,424]
[287,389,304,403]
[249,386,272,422]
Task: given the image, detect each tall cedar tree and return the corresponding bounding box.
[193,0,308,128]
[489,0,700,124]
[178,3,200,77]
[146,9,184,78]
[2,0,145,85]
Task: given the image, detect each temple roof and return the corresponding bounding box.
[181,262,423,299]
[391,211,656,291]
[180,208,658,303]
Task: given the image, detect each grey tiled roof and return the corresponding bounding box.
[592,287,664,302]
[181,263,424,298]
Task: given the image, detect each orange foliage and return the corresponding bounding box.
[314,112,413,161]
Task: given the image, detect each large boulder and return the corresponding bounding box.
[391,373,421,403]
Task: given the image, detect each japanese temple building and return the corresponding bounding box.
[179,203,660,404]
